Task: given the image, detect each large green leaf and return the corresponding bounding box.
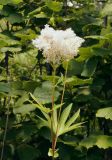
[33,81,60,104]
[13,104,36,114]
[11,0,23,4]
[0,0,22,5]
[80,135,112,149]
[0,0,11,5]
[63,60,83,76]
[1,47,21,52]
[77,47,94,62]
[30,93,50,113]
[0,82,11,93]
[6,13,23,24]
[96,107,112,120]
[81,57,98,77]
[65,76,92,86]
[46,0,62,12]
[13,49,37,67]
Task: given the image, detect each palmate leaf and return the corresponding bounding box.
[52,108,57,132]
[57,104,82,136]
[65,109,80,128]
[60,122,83,135]
[96,107,112,120]
[32,101,81,136]
[36,115,49,128]
[58,104,72,134]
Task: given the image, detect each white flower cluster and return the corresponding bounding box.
[32,25,84,65]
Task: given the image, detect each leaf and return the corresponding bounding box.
[96,107,112,120]
[77,47,94,62]
[80,135,112,149]
[17,144,40,160]
[65,109,80,128]
[52,108,57,132]
[0,0,23,5]
[0,33,20,46]
[0,82,11,93]
[61,122,84,135]
[6,13,23,24]
[33,81,60,104]
[28,7,41,17]
[63,59,83,76]
[15,93,29,107]
[35,12,47,18]
[101,3,112,16]
[30,93,50,113]
[13,104,36,114]
[92,48,112,57]
[85,35,108,40]
[81,57,98,77]
[46,0,62,12]
[11,0,23,4]
[36,115,49,128]
[41,111,51,128]
[0,0,11,5]
[13,49,37,67]
[0,5,3,10]
[48,148,59,158]
[58,104,72,134]
[1,47,21,52]
[65,76,93,86]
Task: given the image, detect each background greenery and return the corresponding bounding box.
[0,0,112,159]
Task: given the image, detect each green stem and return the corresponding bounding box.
[51,66,56,159]
[52,61,69,156]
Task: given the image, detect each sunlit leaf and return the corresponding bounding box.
[13,104,36,114]
[65,109,80,128]
[80,135,112,149]
[48,148,59,158]
[96,107,112,120]
[58,104,72,134]
[46,0,62,12]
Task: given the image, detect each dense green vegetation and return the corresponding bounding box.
[0,0,112,159]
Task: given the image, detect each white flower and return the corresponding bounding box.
[67,1,74,7]
[32,25,84,65]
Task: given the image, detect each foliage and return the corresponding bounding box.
[0,0,112,160]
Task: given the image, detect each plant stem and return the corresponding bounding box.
[0,98,10,160]
[52,61,69,156]
[51,66,56,159]
[0,52,10,160]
